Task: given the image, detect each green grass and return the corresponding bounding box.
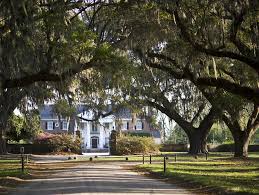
[137,153,259,194]
[0,169,28,177]
[0,159,28,177]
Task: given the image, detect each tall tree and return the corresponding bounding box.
[0,0,127,153]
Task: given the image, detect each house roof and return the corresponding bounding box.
[114,108,132,119]
[40,105,55,119]
[40,104,135,119]
[40,104,154,125]
[40,104,89,119]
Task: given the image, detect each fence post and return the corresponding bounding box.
[149,154,152,164]
[20,147,24,173]
[175,154,177,162]
[206,153,208,160]
[163,156,166,174]
[142,154,145,164]
[26,154,29,164]
[21,155,24,173]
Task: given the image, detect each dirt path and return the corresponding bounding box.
[8,162,196,195]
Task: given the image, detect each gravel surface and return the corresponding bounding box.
[9,162,195,195]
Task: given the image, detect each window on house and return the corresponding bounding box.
[62,121,68,130]
[121,121,128,130]
[136,121,143,130]
[104,137,109,148]
[122,121,129,130]
[47,121,54,130]
[92,123,98,132]
[104,123,110,129]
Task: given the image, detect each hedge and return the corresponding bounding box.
[116,134,159,155]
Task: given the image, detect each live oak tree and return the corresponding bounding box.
[1,0,257,158]
[125,1,259,157]
[130,66,218,154]
[108,53,217,154]
[145,50,258,157]
[163,0,259,157]
[91,1,258,156]
[202,89,259,157]
[95,0,258,103]
[0,0,125,153]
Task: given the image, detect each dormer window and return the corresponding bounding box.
[104,123,110,129]
[92,123,98,132]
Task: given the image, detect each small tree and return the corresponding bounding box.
[6,112,41,143]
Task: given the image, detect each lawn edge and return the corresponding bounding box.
[132,165,236,195]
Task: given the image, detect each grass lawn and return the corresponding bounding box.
[0,159,28,177]
[0,158,29,193]
[136,153,259,195]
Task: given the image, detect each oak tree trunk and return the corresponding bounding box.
[232,131,251,158]
[0,114,9,154]
[188,132,208,155]
[0,131,7,154]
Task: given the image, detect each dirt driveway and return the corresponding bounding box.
[8,162,195,195]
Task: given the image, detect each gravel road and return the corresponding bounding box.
[9,162,195,195]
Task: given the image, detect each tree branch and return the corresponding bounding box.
[3,60,96,89]
[171,9,259,74]
[78,110,113,122]
[146,60,259,104]
[246,104,259,131]
[190,102,206,125]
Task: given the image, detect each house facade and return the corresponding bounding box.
[40,105,161,153]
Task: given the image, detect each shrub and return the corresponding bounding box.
[34,133,81,154]
[125,131,151,137]
[116,134,159,155]
[213,144,234,152]
[211,144,259,152]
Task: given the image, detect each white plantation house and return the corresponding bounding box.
[40,105,161,153]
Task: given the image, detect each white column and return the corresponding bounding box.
[86,122,91,149]
[82,123,87,150]
[112,121,116,131]
[99,124,104,149]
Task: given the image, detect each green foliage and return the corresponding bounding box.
[125,131,151,137]
[6,112,41,143]
[214,144,235,152]
[116,134,159,155]
[166,124,188,144]
[207,123,233,144]
[53,99,76,118]
[251,130,259,144]
[35,134,81,154]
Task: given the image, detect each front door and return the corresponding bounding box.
[91,138,98,148]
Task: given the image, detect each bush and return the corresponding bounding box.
[116,134,159,155]
[211,144,259,152]
[125,131,151,137]
[213,144,234,152]
[34,133,81,154]
[160,144,189,152]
